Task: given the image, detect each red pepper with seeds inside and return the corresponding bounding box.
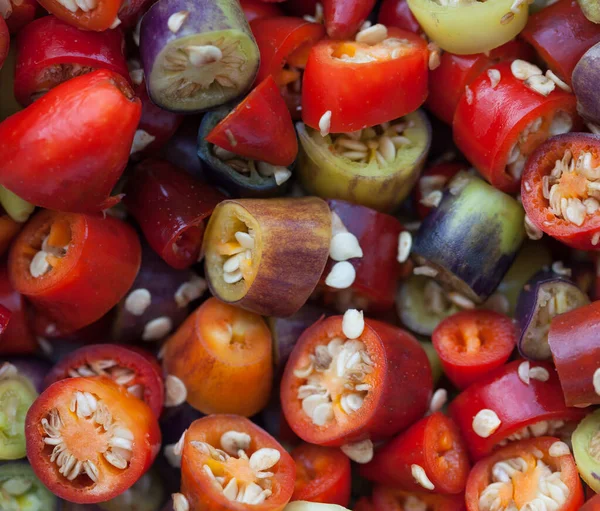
[45,344,164,417]
[0,265,37,355]
[240,0,282,21]
[302,27,428,133]
[3,0,37,34]
[427,40,535,126]
[124,159,224,270]
[370,485,466,511]
[465,437,583,511]
[414,162,466,219]
[521,0,600,87]
[547,300,600,407]
[25,376,161,504]
[130,79,183,157]
[322,0,376,40]
[37,0,124,31]
[281,315,432,447]
[453,61,578,193]
[251,16,325,119]
[318,200,407,312]
[291,443,352,506]
[377,0,421,34]
[449,360,588,461]
[360,412,470,494]
[14,16,129,107]
[432,310,517,390]
[206,76,298,167]
[8,209,141,334]
[521,133,600,250]
[0,69,140,213]
[180,415,296,511]
[162,297,273,417]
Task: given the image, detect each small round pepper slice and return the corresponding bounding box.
[301,27,428,133]
[25,376,161,504]
[37,0,123,31]
[180,415,296,511]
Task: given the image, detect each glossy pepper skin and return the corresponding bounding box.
[378,0,421,34]
[301,28,428,133]
[465,438,583,511]
[206,76,298,167]
[322,0,376,40]
[548,300,600,407]
[0,70,140,213]
[360,412,470,494]
[14,16,129,107]
[427,40,535,126]
[521,0,600,86]
[453,61,577,192]
[449,360,588,460]
[8,210,141,334]
[124,159,225,270]
[37,0,123,31]
[281,316,433,446]
[318,200,407,312]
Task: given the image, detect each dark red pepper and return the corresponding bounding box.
[124,159,225,270]
[521,0,600,86]
[0,265,36,355]
[377,0,421,34]
[0,17,8,70]
[323,0,376,40]
[3,0,37,34]
[240,0,282,21]
[14,16,129,106]
[319,200,406,312]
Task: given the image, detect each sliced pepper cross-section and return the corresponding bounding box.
[25,377,161,504]
[521,133,600,249]
[37,0,123,31]
[280,315,432,448]
[140,0,260,113]
[297,110,431,213]
[180,415,295,510]
[301,27,428,134]
[453,61,578,193]
[203,197,332,317]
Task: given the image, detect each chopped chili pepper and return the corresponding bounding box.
[0,265,36,356]
[37,0,123,31]
[322,0,376,40]
[377,0,421,34]
[124,159,224,270]
[414,162,466,219]
[432,310,517,390]
[240,0,282,22]
[370,485,466,511]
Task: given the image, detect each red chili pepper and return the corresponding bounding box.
[240,0,282,21]
[319,200,406,312]
[291,443,351,506]
[428,40,535,126]
[284,0,319,17]
[131,80,183,157]
[26,377,161,504]
[465,438,583,511]
[8,209,141,334]
[281,315,432,446]
[124,159,224,270]
[581,494,600,511]
[432,310,516,390]
[180,415,296,511]
[0,69,140,213]
[0,17,8,69]
[453,61,578,192]
[360,412,470,494]
[116,0,152,27]
[0,213,23,256]
[206,76,298,167]
[449,360,588,460]
[38,0,123,31]
[521,0,600,86]
[521,133,600,250]
[3,0,37,34]
[0,265,36,355]
[45,344,164,417]
[302,28,428,133]
[251,16,325,119]
[548,300,600,407]
[322,0,376,40]
[414,162,466,219]
[377,0,421,34]
[371,484,467,511]
[0,303,11,336]
[14,16,129,107]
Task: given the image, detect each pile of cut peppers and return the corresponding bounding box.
[4,0,600,510]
